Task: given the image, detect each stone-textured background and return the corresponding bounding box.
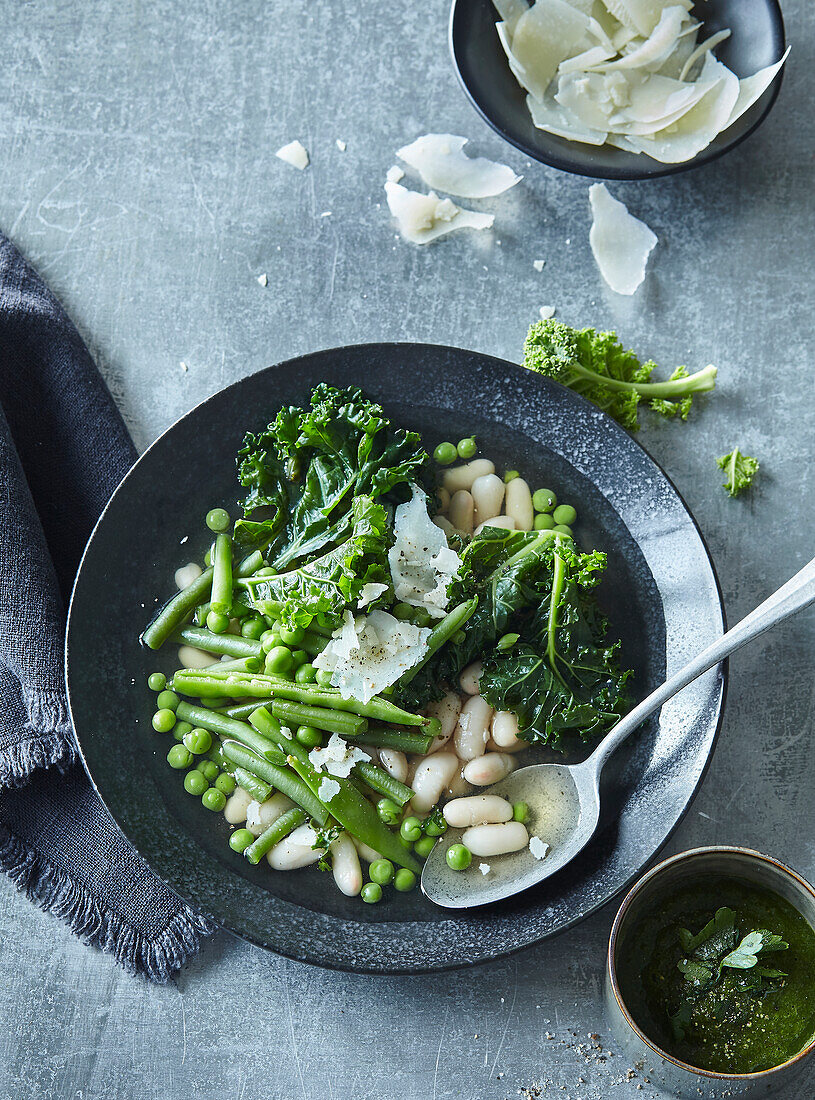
[0,2,812,1097]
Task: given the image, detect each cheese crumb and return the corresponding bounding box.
[533,259,545,272]
[386,165,405,184]
[336,139,347,152]
[529,836,550,860]
[539,306,556,320]
[309,733,370,778]
[179,361,188,372]
[385,180,494,245]
[479,863,491,876]
[276,140,310,170]
[257,273,268,287]
[357,581,389,609]
[317,777,341,802]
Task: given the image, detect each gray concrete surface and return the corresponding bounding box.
[0,2,813,1097]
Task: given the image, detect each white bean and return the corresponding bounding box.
[245,793,296,836]
[425,692,461,753]
[378,748,408,783]
[505,477,534,532]
[411,752,459,812]
[491,711,523,750]
[471,474,505,526]
[454,695,492,761]
[442,458,495,494]
[434,516,456,537]
[352,837,383,863]
[474,515,516,536]
[445,768,472,799]
[462,821,529,857]
[267,825,324,870]
[436,487,451,511]
[177,644,221,669]
[223,787,253,825]
[449,490,474,535]
[459,661,482,696]
[462,752,517,785]
[330,832,362,897]
[174,562,202,590]
[444,795,514,828]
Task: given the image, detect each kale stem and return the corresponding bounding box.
[570,362,717,397]
[546,548,569,689]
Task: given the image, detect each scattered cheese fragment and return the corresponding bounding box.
[533,258,545,272]
[318,777,341,802]
[388,484,461,617]
[245,801,263,829]
[479,863,491,875]
[396,134,521,198]
[314,609,430,703]
[539,306,556,319]
[589,183,656,295]
[276,140,309,170]
[180,361,188,372]
[386,165,405,184]
[257,273,268,287]
[529,836,550,860]
[309,733,371,779]
[336,139,347,151]
[357,581,389,609]
[385,180,494,245]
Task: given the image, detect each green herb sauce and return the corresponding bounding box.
[618,878,815,1074]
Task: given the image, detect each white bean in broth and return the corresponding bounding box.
[462,821,529,857]
[459,660,482,696]
[378,748,408,783]
[411,752,459,812]
[442,458,495,494]
[462,752,516,785]
[449,489,474,534]
[505,477,534,531]
[471,473,505,526]
[454,695,492,761]
[443,795,514,828]
[330,832,363,897]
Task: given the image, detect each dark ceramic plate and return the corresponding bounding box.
[66,344,725,973]
[450,0,786,180]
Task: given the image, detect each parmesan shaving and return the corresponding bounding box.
[275,140,309,170]
[678,29,731,82]
[317,777,341,802]
[529,836,550,860]
[493,0,529,35]
[589,183,656,295]
[510,0,589,99]
[309,734,370,779]
[386,165,405,184]
[388,483,461,617]
[594,5,688,72]
[385,180,493,245]
[313,610,431,703]
[723,47,791,132]
[357,582,389,609]
[396,134,521,198]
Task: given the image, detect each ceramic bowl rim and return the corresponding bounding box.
[607,845,815,1080]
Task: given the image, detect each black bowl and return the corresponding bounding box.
[66,343,725,972]
[450,0,786,180]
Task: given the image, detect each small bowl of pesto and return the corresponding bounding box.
[606,847,815,1098]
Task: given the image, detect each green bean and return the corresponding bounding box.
[353,761,413,807]
[261,676,430,727]
[175,701,280,761]
[212,655,263,674]
[220,740,328,825]
[248,706,310,765]
[346,726,433,754]
[244,808,306,865]
[271,700,368,737]
[223,698,274,720]
[233,767,273,803]
[399,598,478,686]
[235,551,265,578]
[142,567,214,650]
[170,626,263,659]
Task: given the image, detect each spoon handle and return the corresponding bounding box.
[588,555,815,774]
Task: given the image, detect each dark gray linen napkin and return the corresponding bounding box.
[0,233,218,979]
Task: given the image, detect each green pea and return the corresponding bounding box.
[400,816,422,843]
[532,488,557,513]
[265,645,293,673]
[200,760,220,781]
[156,689,179,711]
[202,787,227,812]
[295,725,323,749]
[433,442,458,466]
[423,810,447,837]
[369,859,395,885]
[452,630,467,645]
[457,436,477,459]
[495,632,520,652]
[411,607,432,628]
[512,801,529,823]
[183,727,212,755]
[315,669,334,688]
[377,798,401,826]
[294,661,317,684]
[203,696,228,709]
[503,470,520,483]
[173,720,192,743]
[215,772,236,795]
[392,602,414,621]
[147,672,166,692]
[206,507,230,532]
[414,836,436,859]
[206,609,230,634]
[229,828,254,853]
[262,631,283,653]
[290,648,309,669]
[534,513,555,530]
[552,504,577,526]
[167,744,192,769]
[204,549,212,567]
[241,616,266,640]
[361,882,382,904]
[553,524,573,537]
[394,868,417,892]
[279,624,305,645]
[255,566,276,578]
[152,708,176,733]
[446,843,472,871]
[183,769,208,796]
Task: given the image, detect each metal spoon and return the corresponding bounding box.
[422,556,815,909]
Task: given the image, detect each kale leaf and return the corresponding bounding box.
[716,447,759,498]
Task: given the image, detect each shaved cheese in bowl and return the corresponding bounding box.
[492,0,788,164]
[314,609,431,703]
[275,140,309,169]
[396,134,521,198]
[388,484,461,618]
[309,734,371,779]
[385,180,494,245]
[589,183,656,295]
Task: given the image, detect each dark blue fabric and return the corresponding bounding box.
[0,234,218,980]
